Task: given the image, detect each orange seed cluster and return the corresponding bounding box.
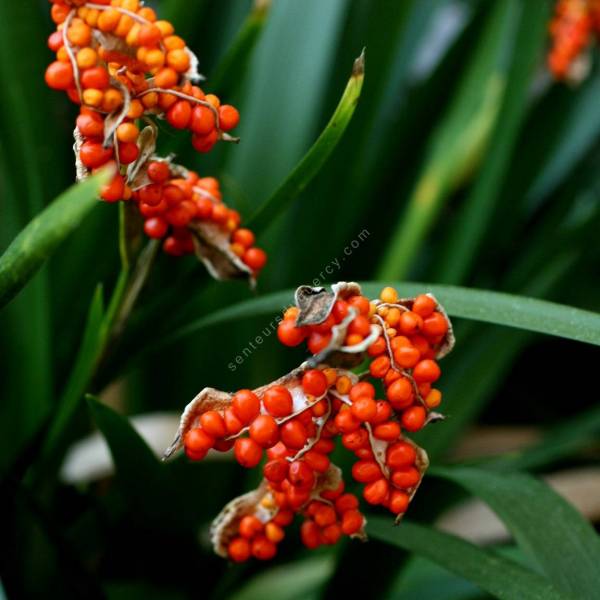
[45,1,257,265]
[176,284,453,562]
[548,0,600,79]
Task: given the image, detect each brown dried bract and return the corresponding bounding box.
[189,221,256,286]
[295,282,380,367]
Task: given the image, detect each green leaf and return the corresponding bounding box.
[149,282,600,356]
[436,0,550,283]
[86,396,161,499]
[432,467,600,600]
[210,0,271,96]
[488,403,600,472]
[525,74,600,208]
[368,519,569,600]
[377,0,519,280]
[229,556,334,600]
[247,50,365,234]
[41,286,105,459]
[0,174,107,309]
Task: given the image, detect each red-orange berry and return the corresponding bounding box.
[45,61,74,90]
[76,112,104,138]
[100,173,125,202]
[277,319,306,347]
[232,389,261,424]
[341,428,369,451]
[190,104,215,135]
[280,419,308,450]
[288,460,315,490]
[184,427,214,453]
[363,478,389,505]
[301,520,321,549]
[394,345,421,369]
[303,450,330,473]
[401,405,427,432]
[307,331,332,354]
[412,294,436,318]
[334,408,361,433]
[332,299,350,322]
[81,66,110,89]
[348,295,370,316]
[219,105,240,131]
[386,441,416,469]
[412,359,441,383]
[302,370,328,397]
[391,466,421,489]
[251,535,277,560]
[147,161,170,183]
[144,217,168,239]
[388,490,410,515]
[367,336,387,356]
[263,458,288,483]
[422,312,448,337]
[351,396,377,422]
[348,315,371,337]
[371,400,392,425]
[239,515,263,539]
[349,382,375,402]
[373,421,401,442]
[399,311,422,335]
[341,510,363,535]
[167,100,192,129]
[234,437,263,468]
[386,377,414,410]
[262,386,293,417]
[351,460,381,483]
[80,141,113,168]
[335,493,359,514]
[200,410,227,438]
[321,523,342,545]
[369,355,390,378]
[314,505,337,528]
[224,407,243,435]
[228,537,250,562]
[243,247,267,271]
[249,415,279,448]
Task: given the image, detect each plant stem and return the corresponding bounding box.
[39,206,156,463]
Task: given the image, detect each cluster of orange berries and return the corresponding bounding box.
[278,287,447,432]
[45,1,261,266]
[185,368,368,561]
[175,284,452,562]
[548,0,600,79]
[131,160,266,268]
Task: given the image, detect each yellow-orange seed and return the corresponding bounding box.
[380,286,399,304]
[83,89,104,107]
[116,122,139,143]
[166,49,190,72]
[127,99,144,119]
[336,375,352,395]
[76,47,98,69]
[102,88,124,111]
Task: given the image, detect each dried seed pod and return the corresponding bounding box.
[189,221,255,285]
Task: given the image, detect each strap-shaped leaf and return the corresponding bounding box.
[151,282,600,356]
[247,50,365,234]
[0,173,107,309]
[432,467,600,600]
[368,518,569,600]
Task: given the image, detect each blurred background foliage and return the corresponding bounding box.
[1,0,600,598]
